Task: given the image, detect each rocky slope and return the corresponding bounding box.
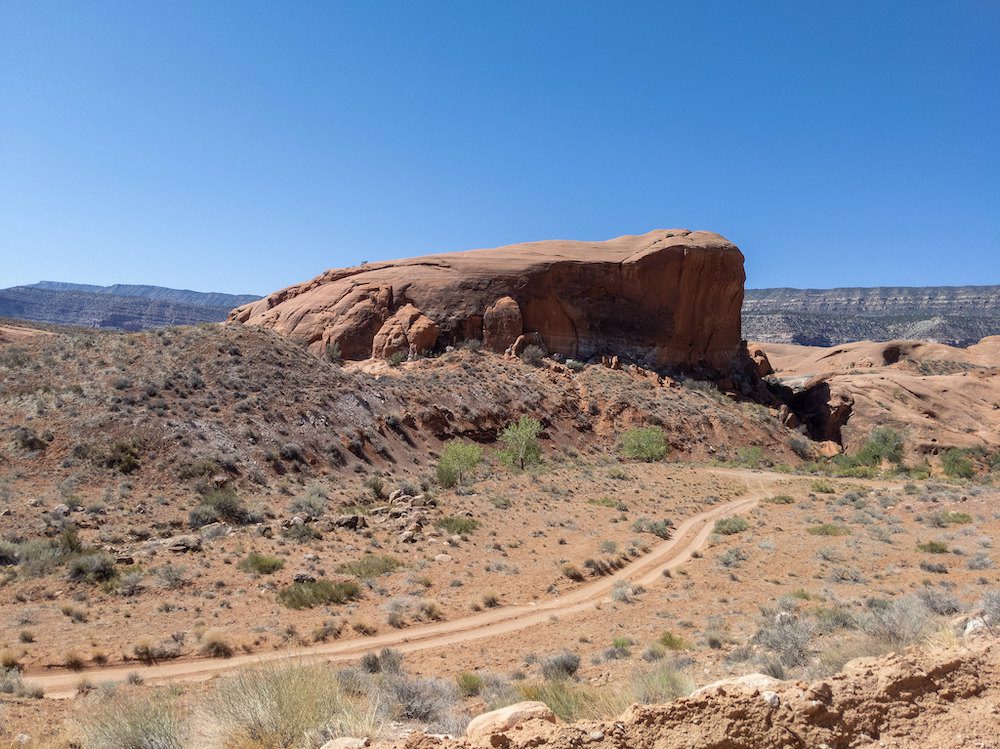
[0,322,794,495]
[0,282,259,331]
[744,285,1000,347]
[230,229,745,370]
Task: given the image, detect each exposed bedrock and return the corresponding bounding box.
[229,229,746,370]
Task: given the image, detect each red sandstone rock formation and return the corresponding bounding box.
[229,229,745,369]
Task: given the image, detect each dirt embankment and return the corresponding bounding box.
[426,640,999,749]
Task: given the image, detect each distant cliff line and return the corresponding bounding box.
[744,284,1000,347]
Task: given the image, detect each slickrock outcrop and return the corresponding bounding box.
[759,337,1000,459]
[229,230,745,370]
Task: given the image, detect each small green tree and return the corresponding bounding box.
[941,448,975,479]
[620,427,669,462]
[854,427,903,467]
[498,416,542,470]
[436,440,483,488]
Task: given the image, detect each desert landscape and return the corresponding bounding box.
[4,4,998,747]
[1,230,998,748]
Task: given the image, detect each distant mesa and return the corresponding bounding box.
[229,229,746,370]
[0,281,260,331]
[744,285,1000,347]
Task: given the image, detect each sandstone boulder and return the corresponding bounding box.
[230,230,746,370]
[483,296,523,352]
[371,303,439,359]
[465,701,557,738]
[748,344,774,377]
[691,672,782,697]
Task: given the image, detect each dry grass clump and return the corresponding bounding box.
[278,579,361,610]
[337,553,402,579]
[200,629,235,658]
[862,595,932,646]
[517,662,692,722]
[80,692,187,749]
[713,516,748,535]
[202,662,377,749]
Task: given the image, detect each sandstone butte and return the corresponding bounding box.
[229,229,746,370]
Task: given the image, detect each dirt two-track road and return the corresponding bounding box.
[27,472,776,699]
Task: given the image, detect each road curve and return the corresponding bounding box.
[29,474,773,698]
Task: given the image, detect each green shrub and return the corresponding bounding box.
[540,651,581,680]
[853,427,903,467]
[278,580,361,610]
[658,631,689,650]
[188,504,219,529]
[288,486,328,518]
[941,448,975,479]
[0,540,18,566]
[629,663,693,704]
[520,345,546,365]
[436,516,480,535]
[337,554,402,579]
[631,517,672,539]
[619,427,669,462]
[239,552,284,575]
[807,523,851,537]
[713,516,748,535]
[736,446,768,468]
[811,480,835,494]
[198,487,252,525]
[104,439,142,474]
[498,417,542,470]
[928,510,973,526]
[436,440,483,488]
[916,541,949,554]
[515,680,604,722]
[324,341,343,364]
[67,553,117,584]
[766,494,795,505]
[456,672,485,697]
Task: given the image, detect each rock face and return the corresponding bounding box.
[230,229,746,370]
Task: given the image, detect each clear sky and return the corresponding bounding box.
[2,1,998,294]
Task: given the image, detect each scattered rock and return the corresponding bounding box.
[165,534,202,553]
[465,701,558,738]
[334,514,368,530]
[691,672,782,697]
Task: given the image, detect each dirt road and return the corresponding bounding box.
[27,472,776,698]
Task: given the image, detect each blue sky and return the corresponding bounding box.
[1,1,998,294]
